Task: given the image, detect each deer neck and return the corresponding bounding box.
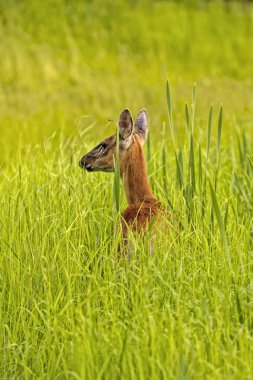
[121,138,155,205]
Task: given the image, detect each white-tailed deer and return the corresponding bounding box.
[79,109,169,245]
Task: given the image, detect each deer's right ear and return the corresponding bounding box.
[118,109,133,140]
[134,109,148,142]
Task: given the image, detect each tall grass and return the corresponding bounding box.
[1,82,252,379]
[1,1,253,378]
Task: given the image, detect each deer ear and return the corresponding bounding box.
[118,109,133,140]
[135,109,148,142]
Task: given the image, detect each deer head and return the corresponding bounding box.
[79,108,148,173]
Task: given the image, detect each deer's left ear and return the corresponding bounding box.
[135,109,148,142]
[118,109,133,140]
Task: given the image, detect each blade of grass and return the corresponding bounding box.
[188,134,196,194]
[224,200,229,230]
[166,80,175,147]
[162,144,168,198]
[209,181,231,266]
[215,106,223,191]
[217,106,223,164]
[198,144,202,190]
[191,82,196,134]
[175,147,184,189]
[113,126,121,213]
[206,105,213,163]
[146,128,151,168]
[185,103,190,138]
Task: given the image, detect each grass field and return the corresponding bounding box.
[0,0,253,379]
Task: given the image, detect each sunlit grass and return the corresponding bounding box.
[1,81,252,378]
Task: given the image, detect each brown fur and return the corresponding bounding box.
[121,198,163,238]
[120,135,163,238]
[121,135,154,204]
[79,108,173,248]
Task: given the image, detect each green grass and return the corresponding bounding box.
[1,1,253,379]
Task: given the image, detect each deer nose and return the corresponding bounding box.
[79,158,85,168]
[79,155,93,171]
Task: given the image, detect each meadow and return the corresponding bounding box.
[0,0,253,379]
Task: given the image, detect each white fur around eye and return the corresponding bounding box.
[95,145,104,157]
